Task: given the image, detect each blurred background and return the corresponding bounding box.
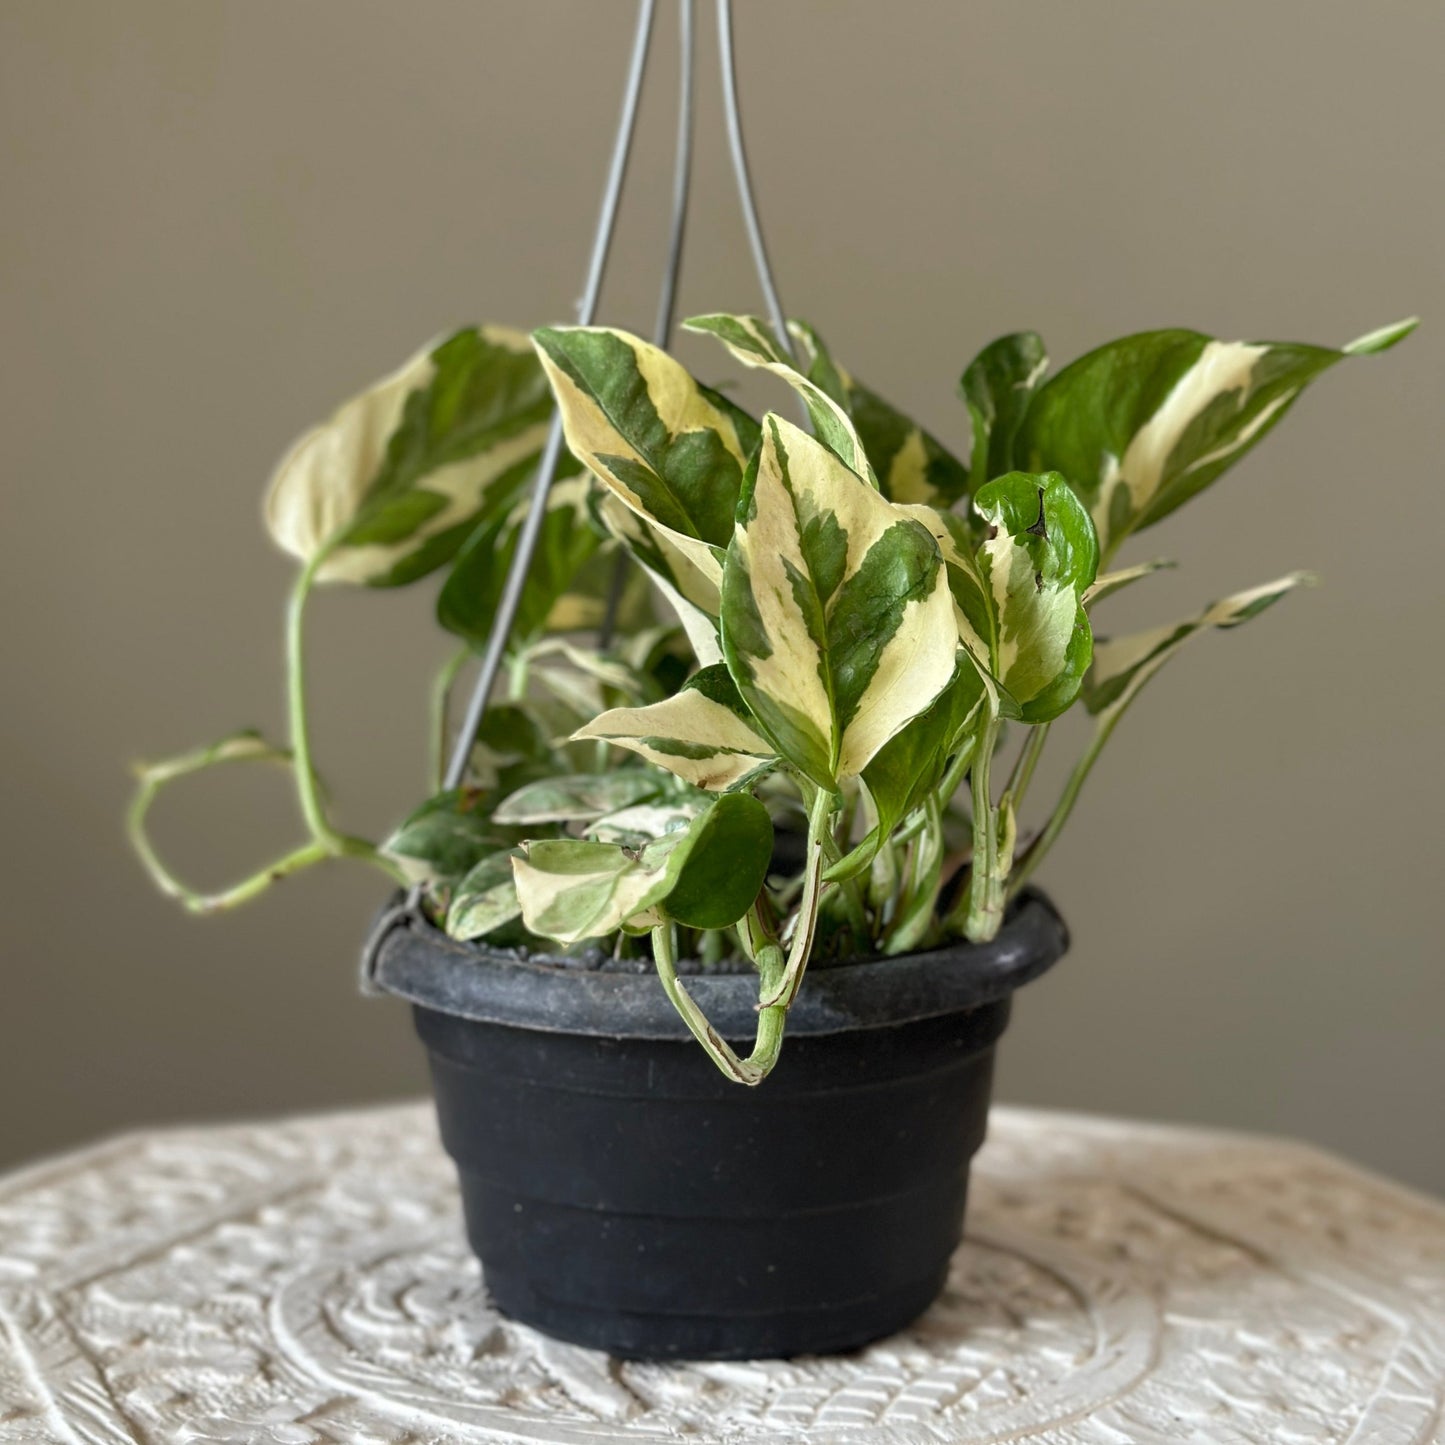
[2,1,1441,1192]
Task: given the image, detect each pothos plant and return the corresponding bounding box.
[129,310,1414,1083]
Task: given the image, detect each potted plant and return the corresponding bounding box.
[130,309,1413,1359]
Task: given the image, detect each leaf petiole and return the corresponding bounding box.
[651,922,786,1086]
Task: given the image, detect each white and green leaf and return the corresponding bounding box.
[267,327,556,586]
[789,319,971,506]
[969,472,1099,722]
[512,792,772,943]
[381,787,520,886]
[445,853,522,942]
[595,491,726,659]
[1084,572,1315,721]
[572,663,777,792]
[1083,558,1176,610]
[901,472,1099,722]
[492,771,666,826]
[720,415,959,788]
[684,313,877,485]
[584,799,705,848]
[830,652,988,883]
[531,326,759,625]
[1014,319,1418,561]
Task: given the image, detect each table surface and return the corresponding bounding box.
[0,1102,1441,1445]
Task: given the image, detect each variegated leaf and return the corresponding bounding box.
[1084,572,1314,721]
[512,838,660,943]
[531,326,759,616]
[830,653,988,883]
[960,330,1049,493]
[267,327,555,586]
[901,474,1097,722]
[790,319,971,505]
[970,472,1099,722]
[512,793,771,942]
[720,415,958,787]
[381,787,520,886]
[445,853,522,941]
[584,799,704,848]
[896,504,994,673]
[683,313,877,485]
[572,664,776,792]
[492,771,665,826]
[1014,319,1417,561]
[1083,558,1176,610]
[595,491,725,660]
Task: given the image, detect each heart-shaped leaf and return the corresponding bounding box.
[267,327,557,586]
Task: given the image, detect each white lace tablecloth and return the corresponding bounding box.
[1,1102,1441,1445]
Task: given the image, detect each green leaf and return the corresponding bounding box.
[437,475,602,649]
[585,799,705,848]
[512,793,771,943]
[684,313,877,485]
[1083,572,1315,720]
[445,853,522,941]
[467,704,557,795]
[790,319,971,505]
[720,415,959,787]
[971,471,1099,722]
[573,663,777,792]
[1013,320,1417,561]
[381,787,519,886]
[659,791,773,929]
[492,771,666,826]
[266,327,556,586]
[531,325,760,629]
[960,330,1049,493]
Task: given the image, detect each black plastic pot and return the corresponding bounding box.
[374,890,1067,1361]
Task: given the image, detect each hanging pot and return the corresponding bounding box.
[373,889,1067,1361]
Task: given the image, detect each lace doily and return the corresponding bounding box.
[1,1102,1441,1443]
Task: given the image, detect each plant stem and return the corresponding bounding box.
[757,785,831,1009]
[884,796,945,955]
[430,646,472,794]
[1005,721,1051,815]
[1009,714,1117,899]
[286,557,340,849]
[961,712,1004,942]
[507,649,530,702]
[801,776,866,939]
[652,923,786,1086]
[125,736,405,915]
[285,556,387,865]
[935,729,980,811]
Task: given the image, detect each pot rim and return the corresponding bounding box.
[372,888,1068,1041]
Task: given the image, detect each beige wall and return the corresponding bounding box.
[2,2,1441,1192]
